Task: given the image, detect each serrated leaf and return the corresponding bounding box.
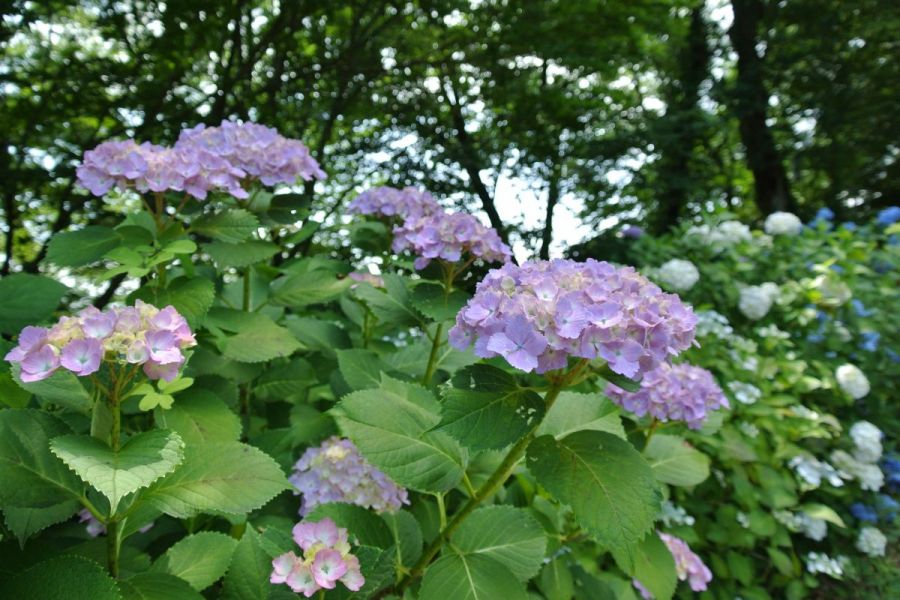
[381,510,423,569]
[153,531,238,591]
[222,528,271,600]
[526,431,660,572]
[270,269,351,307]
[337,348,392,390]
[629,532,677,600]
[12,367,92,413]
[438,364,545,451]
[285,317,351,357]
[452,505,547,581]
[419,554,528,600]
[221,320,300,363]
[155,389,242,445]
[353,274,420,327]
[411,283,470,322]
[130,276,215,327]
[203,240,279,269]
[3,500,80,547]
[305,503,394,548]
[0,274,68,334]
[50,430,185,513]
[643,435,710,487]
[45,226,121,267]
[136,442,290,518]
[537,391,625,440]
[254,358,316,400]
[120,573,205,600]
[334,376,466,492]
[0,409,82,508]
[0,555,122,600]
[193,209,260,243]
[0,372,32,408]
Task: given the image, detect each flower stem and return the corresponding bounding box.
[106,372,122,578]
[395,382,565,593]
[421,323,444,385]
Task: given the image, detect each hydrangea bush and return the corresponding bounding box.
[0,121,895,600]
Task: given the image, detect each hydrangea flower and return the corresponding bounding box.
[4,302,195,382]
[392,210,511,270]
[738,282,779,320]
[686,221,752,250]
[727,381,761,405]
[347,186,440,221]
[788,455,844,489]
[694,310,733,339]
[835,364,870,399]
[738,421,760,438]
[877,206,900,226]
[850,421,883,463]
[856,526,887,557]
[621,225,644,239]
[764,211,803,235]
[831,450,884,491]
[810,207,835,229]
[449,259,697,377]
[289,437,408,515]
[655,259,700,292]
[659,533,713,592]
[805,552,847,578]
[271,518,364,597]
[774,510,828,541]
[606,362,727,429]
[850,503,878,523]
[659,501,695,527]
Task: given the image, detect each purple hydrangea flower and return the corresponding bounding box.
[289,437,409,515]
[449,259,697,377]
[271,518,364,597]
[660,533,713,592]
[605,362,728,429]
[5,301,195,383]
[347,186,440,221]
[392,210,512,269]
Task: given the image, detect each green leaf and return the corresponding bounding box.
[305,503,394,548]
[334,376,466,492]
[800,503,846,528]
[153,531,238,591]
[0,274,68,334]
[50,430,185,513]
[270,269,351,307]
[254,358,316,400]
[419,554,528,600]
[437,364,545,451]
[203,240,279,269]
[596,363,641,393]
[138,391,175,411]
[164,239,198,255]
[192,209,260,243]
[0,555,122,600]
[353,274,420,327]
[130,276,215,326]
[222,528,271,600]
[381,510,423,569]
[45,226,121,267]
[217,313,300,364]
[643,435,710,487]
[536,391,625,440]
[137,442,290,518]
[337,348,392,390]
[267,193,311,224]
[3,500,80,547]
[411,283,470,322]
[155,389,242,445]
[452,505,547,581]
[285,317,351,357]
[538,557,575,600]
[0,409,81,508]
[12,367,92,413]
[526,431,660,571]
[159,377,194,394]
[629,532,677,600]
[120,573,205,600]
[0,372,31,408]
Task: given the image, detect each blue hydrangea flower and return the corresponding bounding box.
[876,206,900,226]
[842,222,858,231]
[850,503,878,523]
[851,300,873,317]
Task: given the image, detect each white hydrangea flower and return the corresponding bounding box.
[659,501,696,527]
[757,324,789,339]
[656,259,700,291]
[811,275,852,307]
[728,381,762,405]
[764,211,802,235]
[856,527,887,557]
[738,283,779,320]
[831,450,884,491]
[849,421,883,463]
[687,220,752,250]
[736,511,750,528]
[805,552,847,578]
[695,310,733,338]
[835,364,870,399]
[775,510,828,541]
[738,422,759,438]
[789,455,844,489]
[791,405,819,420]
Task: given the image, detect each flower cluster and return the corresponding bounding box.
[850,421,883,463]
[659,501,695,527]
[789,455,844,489]
[77,120,323,199]
[764,211,803,236]
[774,510,828,541]
[4,302,195,383]
[655,259,699,292]
[738,421,760,438]
[686,220,752,249]
[347,186,440,221]
[835,364,870,399]
[877,206,900,226]
[727,381,761,405]
[289,437,408,515]
[694,310,733,339]
[738,282,779,320]
[392,211,512,270]
[831,450,884,491]
[606,362,728,429]
[856,526,887,557]
[449,259,698,376]
[271,518,364,597]
[660,533,713,592]
[805,552,848,578]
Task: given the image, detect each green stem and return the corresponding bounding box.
[421,323,444,385]
[106,374,122,578]
[239,268,252,436]
[396,382,565,592]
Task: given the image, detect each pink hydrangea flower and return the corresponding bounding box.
[450,259,697,377]
[271,518,365,597]
[660,533,713,592]
[605,362,728,429]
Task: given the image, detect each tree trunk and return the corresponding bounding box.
[539,166,561,260]
[728,0,796,214]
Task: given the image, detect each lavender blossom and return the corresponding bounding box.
[605,362,728,429]
[392,210,512,269]
[659,533,713,592]
[347,186,440,221]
